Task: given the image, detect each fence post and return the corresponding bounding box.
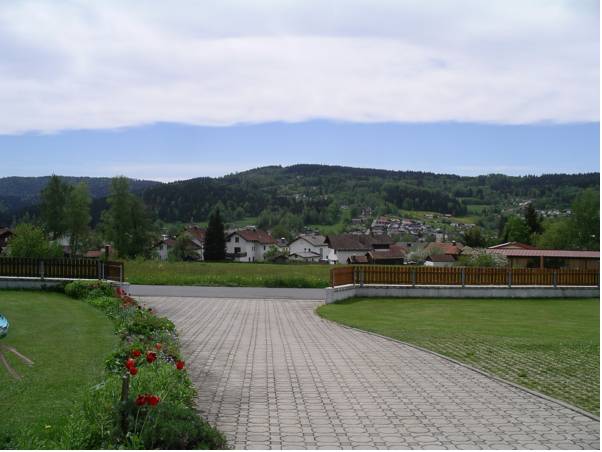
[553,270,557,288]
[359,267,364,287]
[119,263,123,283]
[411,267,416,287]
[461,267,465,287]
[507,269,512,288]
[39,260,45,280]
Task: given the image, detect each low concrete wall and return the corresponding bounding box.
[325,284,599,303]
[0,277,121,290]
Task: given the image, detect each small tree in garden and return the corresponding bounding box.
[204,208,225,261]
[6,223,63,258]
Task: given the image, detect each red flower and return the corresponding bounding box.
[147,395,160,406]
[129,366,138,376]
[131,349,142,358]
[125,358,136,369]
[135,394,146,406]
[176,360,185,370]
[155,343,162,351]
[146,351,157,363]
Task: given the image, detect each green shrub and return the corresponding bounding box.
[122,310,175,337]
[122,401,227,450]
[65,280,115,300]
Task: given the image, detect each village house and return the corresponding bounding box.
[326,233,397,264]
[288,233,328,263]
[226,227,278,262]
[325,234,372,264]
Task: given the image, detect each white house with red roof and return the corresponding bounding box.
[226,227,278,262]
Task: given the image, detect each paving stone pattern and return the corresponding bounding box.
[140,297,600,450]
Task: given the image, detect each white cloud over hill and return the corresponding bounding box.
[0,0,598,133]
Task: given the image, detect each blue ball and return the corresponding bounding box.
[0,314,8,339]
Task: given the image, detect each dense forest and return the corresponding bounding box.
[141,165,599,223]
[0,166,599,231]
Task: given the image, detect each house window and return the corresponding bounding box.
[235,237,239,243]
[263,246,266,251]
[234,247,241,254]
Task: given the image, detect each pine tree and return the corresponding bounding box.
[204,208,225,261]
[524,203,542,235]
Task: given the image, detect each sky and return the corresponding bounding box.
[0,0,599,181]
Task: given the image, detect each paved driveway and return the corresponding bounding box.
[139,296,599,450]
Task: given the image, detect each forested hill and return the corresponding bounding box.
[142,164,600,223]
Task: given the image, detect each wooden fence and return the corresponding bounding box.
[330,265,599,288]
[0,258,124,282]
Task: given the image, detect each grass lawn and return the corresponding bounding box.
[318,298,600,415]
[0,290,117,444]
[125,260,332,287]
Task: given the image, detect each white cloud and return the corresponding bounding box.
[0,0,598,134]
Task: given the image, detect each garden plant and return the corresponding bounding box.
[5,281,226,449]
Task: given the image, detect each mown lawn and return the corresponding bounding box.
[317,298,600,415]
[0,290,117,444]
[125,260,332,287]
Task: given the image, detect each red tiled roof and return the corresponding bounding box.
[187,226,206,242]
[348,255,369,263]
[425,242,463,255]
[488,242,537,250]
[368,249,406,260]
[488,249,600,259]
[428,254,456,262]
[389,244,409,255]
[231,228,277,245]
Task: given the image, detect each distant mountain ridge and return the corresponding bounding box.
[0,166,599,227]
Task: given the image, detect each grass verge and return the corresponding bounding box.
[317,297,600,415]
[1,283,226,449]
[126,260,331,288]
[0,290,117,445]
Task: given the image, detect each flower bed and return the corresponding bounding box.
[52,280,227,449]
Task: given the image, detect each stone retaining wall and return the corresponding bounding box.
[325,284,599,303]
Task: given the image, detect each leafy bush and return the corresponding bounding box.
[136,401,226,449]
[122,310,175,337]
[64,280,115,300]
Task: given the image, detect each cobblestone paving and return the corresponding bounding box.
[140,297,600,450]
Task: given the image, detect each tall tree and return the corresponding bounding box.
[65,182,91,255]
[570,188,599,250]
[204,208,225,261]
[524,203,542,235]
[40,175,71,239]
[463,226,486,247]
[101,177,153,258]
[502,216,531,244]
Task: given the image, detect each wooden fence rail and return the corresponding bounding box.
[0,258,124,282]
[330,265,599,288]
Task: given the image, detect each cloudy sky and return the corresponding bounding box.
[0,0,599,180]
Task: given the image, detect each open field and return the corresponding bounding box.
[0,290,117,444]
[126,260,332,287]
[317,297,600,415]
